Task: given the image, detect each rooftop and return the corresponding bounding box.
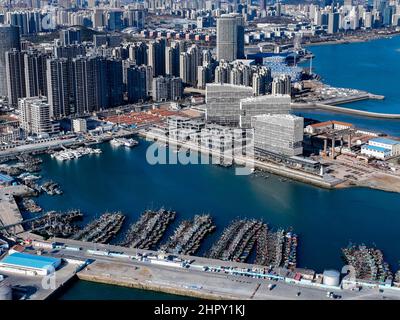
[369,137,400,146]
[0,252,61,270]
[361,145,391,153]
[0,173,14,183]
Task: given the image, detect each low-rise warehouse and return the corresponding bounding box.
[361,137,400,159]
[0,252,61,276]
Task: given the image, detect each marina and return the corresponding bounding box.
[51,147,102,161]
[110,137,139,148]
[120,208,176,250]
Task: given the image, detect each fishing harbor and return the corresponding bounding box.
[72,212,125,244]
[160,214,215,255]
[1,131,400,299]
[207,219,264,263]
[120,208,176,250]
[255,227,298,269]
[342,245,393,283]
[28,210,83,238]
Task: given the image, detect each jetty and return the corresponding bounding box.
[0,185,35,235]
[292,102,400,119]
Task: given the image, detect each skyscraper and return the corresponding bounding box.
[59,28,82,46]
[46,58,71,118]
[106,58,124,108]
[216,13,245,61]
[179,44,201,87]
[72,56,98,115]
[165,42,180,77]
[328,12,340,34]
[148,38,166,77]
[24,50,48,98]
[5,49,26,107]
[0,25,21,97]
[127,65,148,103]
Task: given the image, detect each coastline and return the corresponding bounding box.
[140,132,400,194]
[304,31,400,47]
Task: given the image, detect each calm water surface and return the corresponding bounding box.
[54,37,400,299]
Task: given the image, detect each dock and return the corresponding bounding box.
[142,130,341,189]
[19,237,400,300]
[0,185,35,235]
[292,102,400,119]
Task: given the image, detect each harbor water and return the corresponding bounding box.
[47,36,400,299]
[298,35,400,136]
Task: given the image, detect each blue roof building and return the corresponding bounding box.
[0,252,61,275]
[369,137,400,146]
[0,173,14,186]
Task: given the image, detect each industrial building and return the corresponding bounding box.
[205,83,253,126]
[0,173,15,187]
[305,120,354,134]
[239,94,291,128]
[361,137,400,159]
[252,114,304,157]
[0,252,61,276]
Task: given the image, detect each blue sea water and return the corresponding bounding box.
[53,37,400,299]
[298,35,400,136]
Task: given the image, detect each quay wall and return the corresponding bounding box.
[76,272,235,300]
[292,102,400,119]
[141,131,337,190]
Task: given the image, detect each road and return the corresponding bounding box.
[34,238,400,300]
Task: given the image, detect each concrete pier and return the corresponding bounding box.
[26,238,400,300]
[292,102,400,119]
[0,185,35,234]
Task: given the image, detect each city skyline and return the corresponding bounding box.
[0,0,399,304]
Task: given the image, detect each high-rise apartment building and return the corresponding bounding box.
[46,58,71,118]
[24,50,48,98]
[216,13,245,61]
[127,65,148,103]
[152,76,183,102]
[5,49,26,107]
[19,97,53,135]
[0,25,21,98]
